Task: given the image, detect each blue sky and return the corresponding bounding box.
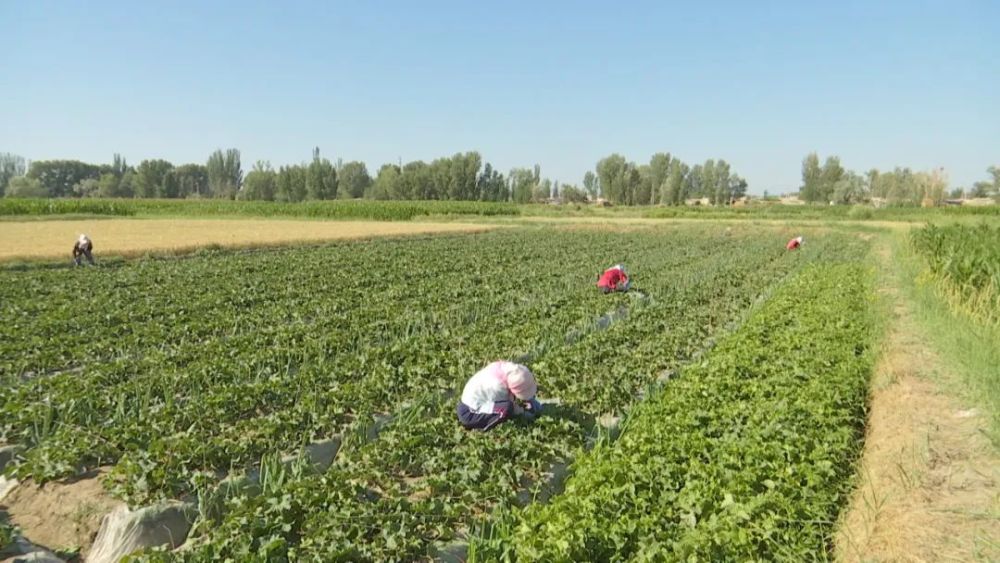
[3,0,997,194]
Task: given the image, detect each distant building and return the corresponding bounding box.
[963,197,997,206]
[778,196,805,206]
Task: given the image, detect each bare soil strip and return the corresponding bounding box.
[835,244,1000,562]
[2,470,123,558]
[0,219,498,261]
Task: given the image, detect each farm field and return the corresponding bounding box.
[0,219,498,261]
[0,220,995,562]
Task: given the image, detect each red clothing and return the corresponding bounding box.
[786,239,800,250]
[597,268,628,289]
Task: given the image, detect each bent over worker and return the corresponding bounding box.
[73,234,95,266]
[597,264,630,293]
[786,236,804,251]
[457,361,542,431]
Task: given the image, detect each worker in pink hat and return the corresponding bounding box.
[457,361,542,431]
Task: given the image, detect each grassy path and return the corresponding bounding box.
[835,235,1000,562]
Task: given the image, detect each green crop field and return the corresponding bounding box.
[2,225,878,560]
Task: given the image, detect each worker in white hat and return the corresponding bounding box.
[457,361,542,431]
[72,234,95,266]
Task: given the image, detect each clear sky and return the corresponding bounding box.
[3,0,997,194]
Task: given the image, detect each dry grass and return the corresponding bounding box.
[0,219,498,261]
[835,244,1000,562]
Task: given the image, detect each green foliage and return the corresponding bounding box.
[477,262,875,562]
[4,176,48,198]
[0,152,27,196]
[0,514,15,552]
[911,223,1000,325]
[307,148,337,200]
[0,198,519,220]
[206,149,242,198]
[0,226,866,560]
[171,164,209,199]
[26,160,101,197]
[592,153,745,206]
[134,159,175,199]
[240,162,277,201]
[337,161,371,199]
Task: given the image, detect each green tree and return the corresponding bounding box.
[582,170,599,199]
[819,156,845,203]
[307,148,337,200]
[972,165,1000,199]
[338,161,372,199]
[648,153,672,204]
[110,153,128,177]
[664,160,687,205]
[729,174,748,201]
[685,164,704,202]
[5,176,47,197]
[595,154,636,204]
[206,148,242,198]
[241,161,277,201]
[367,164,400,199]
[73,178,101,198]
[0,153,27,196]
[97,173,122,198]
[399,161,434,199]
[173,164,209,198]
[276,165,307,202]
[27,160,101,197]
[636,164,653,206]
[560,184,589,203]
[477,163,507,201]
[446,152,481,200]
[831,171,866,204]
[800,153,822,202]
[134,159,175,198]
[509,167,537,203]
[533,178,553,202]
[701,159,717,202]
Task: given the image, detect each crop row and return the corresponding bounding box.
[2,227,768,501]
[2,226,868,560]
[911,223,1000,325]
[140,233,866,561]
[474,262,874,561]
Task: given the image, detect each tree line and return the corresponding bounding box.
[593,153,748,205]
[799,152,1000,205]
[0,148,756,206]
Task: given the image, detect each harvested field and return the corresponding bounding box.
[0,219,498,261]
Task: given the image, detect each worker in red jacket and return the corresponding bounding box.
[786,236,804,251]
[597,264,630,294]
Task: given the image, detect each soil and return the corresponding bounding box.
[1,469,124,558]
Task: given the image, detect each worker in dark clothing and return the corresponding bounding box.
[73,234,95,266]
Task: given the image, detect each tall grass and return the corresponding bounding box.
[0,198,520,220]
[645,203,1000,222]
[894,231,1000,442]
[910,223,1000,326]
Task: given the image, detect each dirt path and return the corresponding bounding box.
[0,219,498,261]
[835,243,1000,562]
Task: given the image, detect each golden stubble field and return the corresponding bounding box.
[0,218,499,261]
